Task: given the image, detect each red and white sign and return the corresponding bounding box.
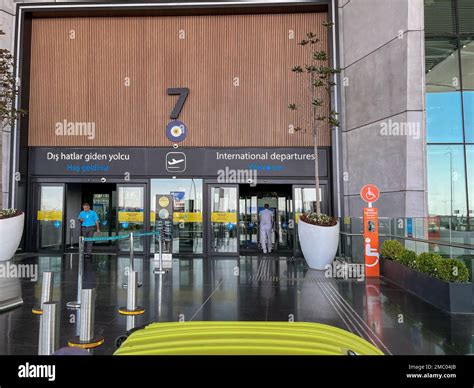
[360,184,380,204]
[363,207,380,277]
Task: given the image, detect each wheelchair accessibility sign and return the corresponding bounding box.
[360,184,379,205]
[361,184,380,277]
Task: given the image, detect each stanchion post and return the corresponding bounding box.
[129,232,134,272]
[119,270,145,315]
[127,270,138,311]
[70,222,74,249]
[32,271,54,315]
[123,232,142,288]
[67,236,84,309]
[38,301,59,355]
[68,288,104,349]
[154,231,166,275]
[79,288,94,343]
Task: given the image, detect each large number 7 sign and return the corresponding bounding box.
[167,87,189,119]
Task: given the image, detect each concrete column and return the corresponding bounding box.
[338,0,427,217]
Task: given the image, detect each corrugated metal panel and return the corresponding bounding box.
[28,13,331,147]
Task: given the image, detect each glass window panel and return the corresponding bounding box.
[427,145,467,216]
[458,0,474,34]
[38,185,64,250]
[466,146,474,215]
[425,37,459,92]
[426,92,464,142]
[464,91,474,143]
[150,179,203,254]
[460,38,474,90]
[424,0,456,35]
[210,186,238,253]
[117,186,144,251]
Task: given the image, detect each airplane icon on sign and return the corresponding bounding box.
[168,158,184,166]
[166,152,186,172]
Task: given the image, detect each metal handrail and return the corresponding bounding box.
[339,231,474,251]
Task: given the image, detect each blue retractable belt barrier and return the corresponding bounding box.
[83,231,160,242]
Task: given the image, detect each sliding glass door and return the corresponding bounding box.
[208,185,239,254]
[36,184,65,251]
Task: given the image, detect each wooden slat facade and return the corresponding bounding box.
[28,13,331,147]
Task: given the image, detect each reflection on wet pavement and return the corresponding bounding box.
[0,254,473,355]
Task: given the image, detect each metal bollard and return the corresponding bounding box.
[156,272,164,320]
[66,236,84,309]
[118,270,145,315]
[68,288,104,349]
[38,302,59,355]
[122,233,142,288]
[154,232,166,275]
[32,271,54,315]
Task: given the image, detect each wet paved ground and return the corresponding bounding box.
[1,253,473,355]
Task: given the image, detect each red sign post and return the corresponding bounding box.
[360,184,380,277]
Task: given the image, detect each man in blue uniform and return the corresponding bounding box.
[78,202,100,257]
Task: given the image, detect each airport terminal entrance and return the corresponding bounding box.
[30,179,329,257]
[239,184,294,254]
[30,181,148,253]
[207,181,330,256]
[65,183,117,250]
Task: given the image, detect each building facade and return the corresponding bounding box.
[1,0,471,255]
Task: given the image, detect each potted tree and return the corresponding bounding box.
[0,209,24,261]
[289,25,340,270]
[0,30,26,261]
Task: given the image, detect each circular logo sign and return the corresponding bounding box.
[158,196,170,208]
[158,208,170,220]
[360,184,380,203]
[166,120,187,142]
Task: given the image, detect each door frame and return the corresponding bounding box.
[28,177,150,254]
[204,179,331,257]
[29,182,66,253]
[116,182,150,255]
[205,182,240,256]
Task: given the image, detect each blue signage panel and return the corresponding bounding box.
[407,218,413,238]
[28,147,329,178]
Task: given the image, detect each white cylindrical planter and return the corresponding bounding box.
[298,219,339,270]
[0,213,24,262]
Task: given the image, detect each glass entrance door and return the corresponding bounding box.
[117,184,146,252]
[276,195,294,252]
[239,195,258,251]
[209,185,239,254]
[92,193,112,245]
[238,184,294,254]
[36,184,65,251]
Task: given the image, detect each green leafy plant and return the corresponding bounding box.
[383,241,470,283]
[300,211,337,227]
[456,255,473,281]
[415,252,442,277]
[0,208,22,220]
[289,25,340,224]
[1,30,25,214]
[1,33,25,129]
[380,240,404,260]
[397,249,417,268]
[436,258,470,283]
